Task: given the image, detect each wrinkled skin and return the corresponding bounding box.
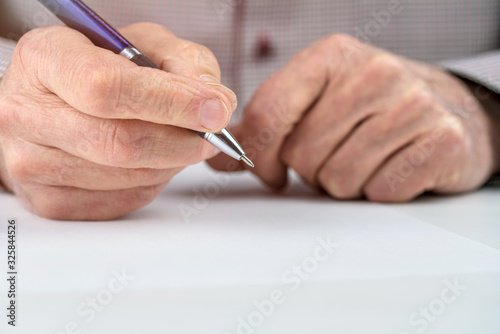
[210,34,500,202]
[0,23,237,220]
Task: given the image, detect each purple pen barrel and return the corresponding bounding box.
[38,0,131,54]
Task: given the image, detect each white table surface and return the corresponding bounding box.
[1,163,499,334]
[391,187,500,250]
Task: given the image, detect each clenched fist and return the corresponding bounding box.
[0,23,237,220]
[210,34,500,201]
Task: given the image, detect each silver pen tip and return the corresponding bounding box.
[241,155,255,168]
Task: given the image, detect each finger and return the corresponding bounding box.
[282,54,410,186]
[2,140,182,190]
[120,23,221,81]
[317,88,435,199]
[218,36,360,187]
[362,131,452,202]
[9,98,220,169]
[17,182,167,221]
[120,23,238,114]
[15,26,233,132]
[230,35,371,188]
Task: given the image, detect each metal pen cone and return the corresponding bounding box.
[241,155,255,168]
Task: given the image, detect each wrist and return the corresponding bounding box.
[467,81,500,175]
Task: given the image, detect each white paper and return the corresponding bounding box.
[1,163,499,334]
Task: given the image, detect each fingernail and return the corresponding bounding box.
[201,99,228,131]
[200,75,220,84]
[201,75,237,108]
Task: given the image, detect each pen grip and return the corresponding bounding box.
[192,131,207,139]
[121,48,160,69]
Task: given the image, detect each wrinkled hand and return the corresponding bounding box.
[210,34,499,201]
[0,23,237,220]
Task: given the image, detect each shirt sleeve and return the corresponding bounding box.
[441,51,500,187]
[440,50,500,95]
[0,37,17,79]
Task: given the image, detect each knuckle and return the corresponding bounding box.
[195,45,221,77]
[324,33,357,49]
[195,44,218,65]
[162,81,195,124]
[13,26,65,76]
[175,40,197,58]
[31,191,91,220]
[129,184,163,205]
[177,40,202,55]
[373,53,405,72]
[99,121,143,167]
[13,35,33,66]
[332,188,354,200]
[32,196,69,220]
[364,175,401,202]
[11,34,42,81]
[318,156,361,199]
[318,172,338,198]
[318,166,340,197]
[80,62,122,116]
[364,185,391,202]
[366,186,415,203]
[319,172,351,200]
[438,121,467,155]
[176,40,220,73]
[32,185,162,220]
[34,202,73,220]
[362,53,405,81]
[405,84,435,111]
[14,28,47,64]
[5,153,32,183]
[32,202,60,220]
[296,34,344,65]
[321,33,364,64]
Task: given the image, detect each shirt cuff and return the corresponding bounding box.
[440,50,500,95]
[486,175,500,187]
[0,37,17,79]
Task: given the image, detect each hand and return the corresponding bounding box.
[0,23,237,220]
[209,34,500,201]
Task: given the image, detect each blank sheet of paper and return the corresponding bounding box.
[1,163,499,334]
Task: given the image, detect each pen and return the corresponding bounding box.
[38,0,254,168]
